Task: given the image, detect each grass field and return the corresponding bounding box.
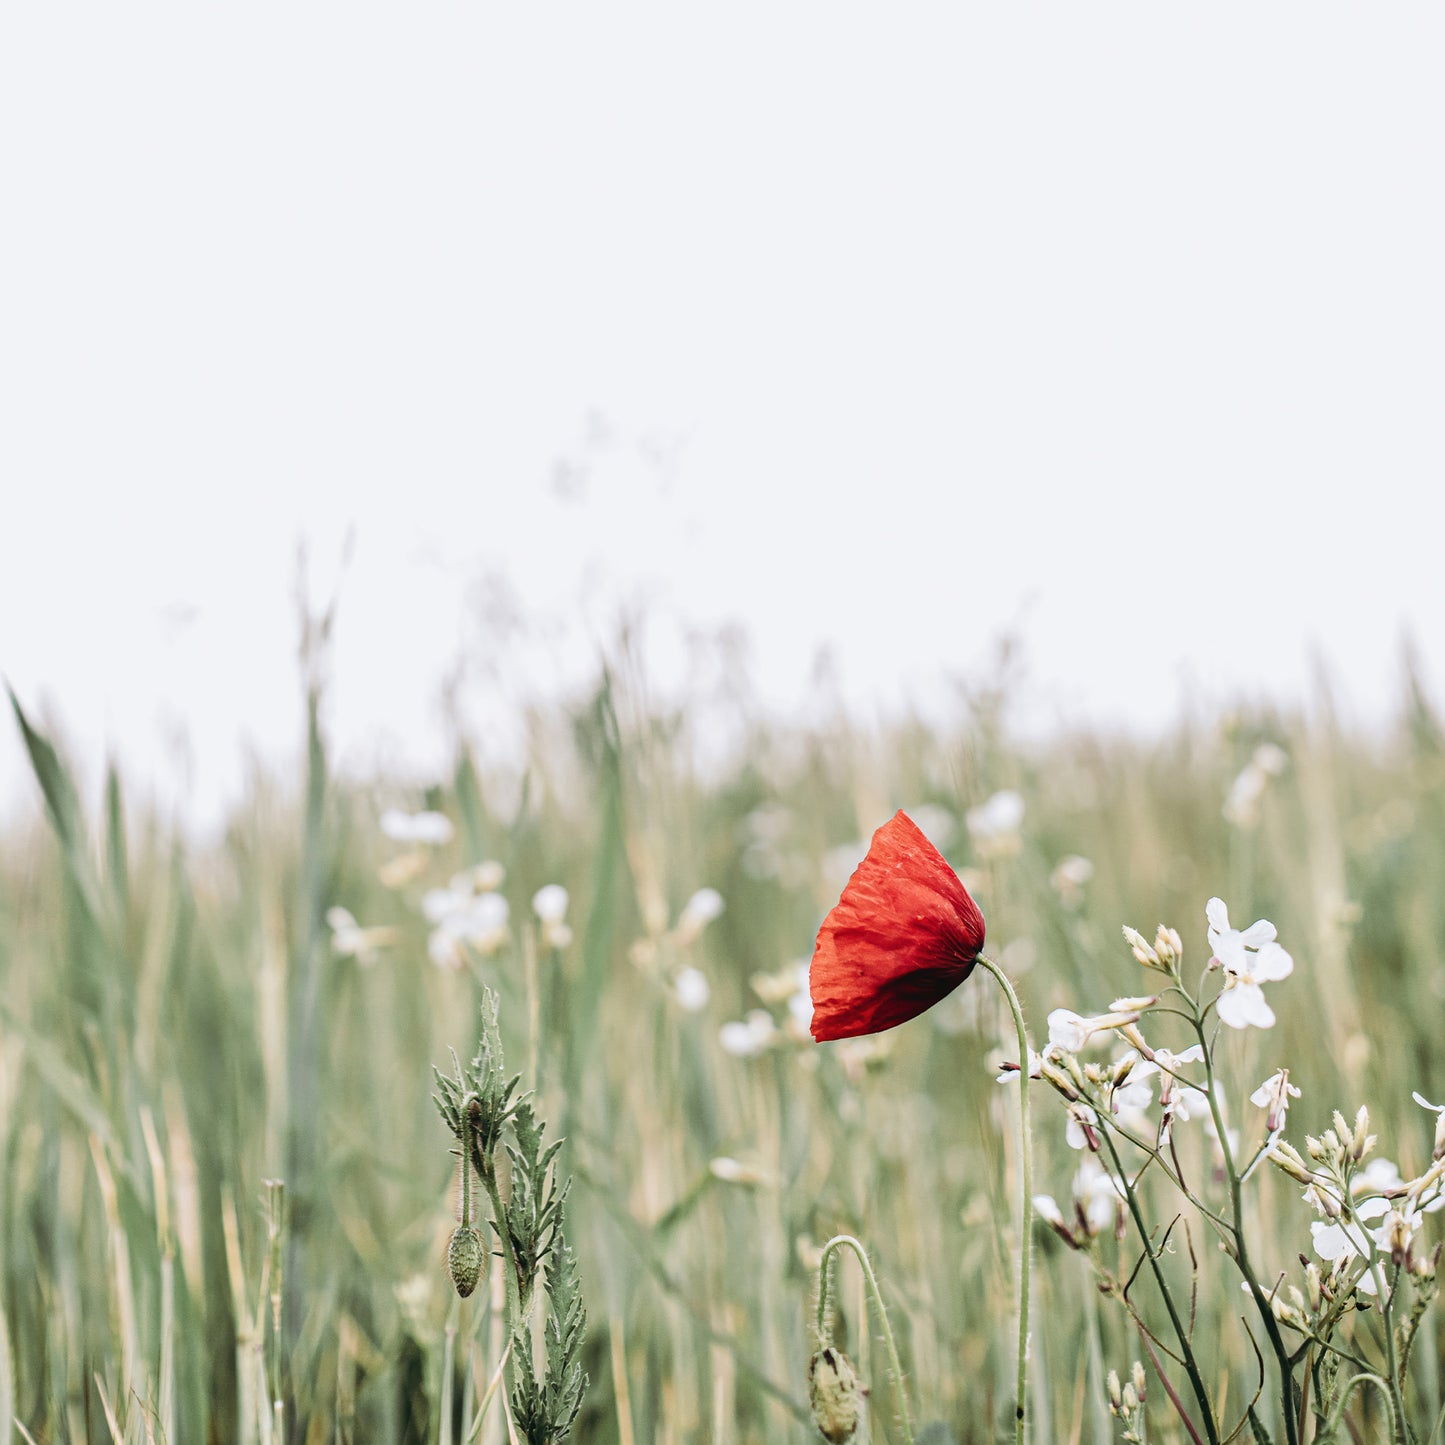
[3,651,1444,1444]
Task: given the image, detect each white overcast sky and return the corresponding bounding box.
[2,7,1442,828]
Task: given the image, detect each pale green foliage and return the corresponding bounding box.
[4,650,1445,1442]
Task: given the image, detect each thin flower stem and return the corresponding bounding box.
[1191,1020,1301,1445]
[1365,1252,1410,1444]
[1104,1119,1234,1236]
[815,1235,915,1445]
[975,954,1032,1445]
[1098,1126,1221,1445]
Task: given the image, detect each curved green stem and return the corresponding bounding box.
[816,1235,915,1445]
[1318,1371,1397,1443]
[975,953,1033,1445]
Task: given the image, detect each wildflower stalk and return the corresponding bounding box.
[815,1235,914,1445]
[1097,1126,1220,1445]
[975,953,1033,1445]
[1365,1254,1409,1445]
[1191,1017,1301,1445]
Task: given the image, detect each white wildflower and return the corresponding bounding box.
[675,888,724,943]
[326,906,396,967]
[1072,1157,1126,1236]
[996,1049,1044,1085]
[1250,1070,1301,1131]
[1047,1007,1144,1053]
[531,884,572,948]
[1066,1103,1100,1151]
[719,1010,777,1059]
[1206,898,1293,1030]
[1050,855,1094,907]
[427,891,510,970]
[380,808,455,846]
[674,967,711,1013]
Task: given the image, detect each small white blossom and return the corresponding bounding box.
[1050,855,1094,907]
[1046,1007,1143,1053]
[1066,1104,1100,1151]
[380,809,455,846]
[719,1010,777,1058]
[531,884,573,948]
[675,888,725,943]
[1353,1157,1405,1195]
[996,1049,1044,1085]
[326,906,395,967]
[709,1157,767,1186]
[1250,1070,1302,1131]
[427,892,510,969]
[1032,1194,1066,1227]
[532,884,569,922]
[1207,898,1293,1030]
[674,967,711,1013]
[1072,1157,1126,1236]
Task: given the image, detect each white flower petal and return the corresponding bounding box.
[1206,897,1231,933]
[1253,942,1294,982]
[1048,1009,1089,1052]
[1413,1091,1445,1114]
[1217,982,1274,1030]
[1239,919,1279,948]
[1032,1195,1064,1226]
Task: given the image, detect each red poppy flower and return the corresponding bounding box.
[810,810,985,1042]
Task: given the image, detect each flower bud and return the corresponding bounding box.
[1132,1361,1147,1399]
[1122,926,1159,969]
[1107,1370,1123,1411]
[807,1347,865,1443]
[1154,926,1182,970]
[447,1225,486,1298]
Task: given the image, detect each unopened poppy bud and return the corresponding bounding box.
[447,1225,485,1298]
[807,1346,866,1443]
[1132,1361,1147,1399]
[1122,1383,1139,1413]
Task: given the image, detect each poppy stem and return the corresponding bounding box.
[814,1234,915,1445]
[975,953,1033,1445]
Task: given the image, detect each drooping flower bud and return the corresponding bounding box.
[447,1224,486,1298]
[807,1347,866,1443]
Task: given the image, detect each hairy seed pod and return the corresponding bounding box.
[807,1346,864,1443]
[447,1224,485,1298]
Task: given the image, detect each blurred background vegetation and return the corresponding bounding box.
[2,628,1444,1445]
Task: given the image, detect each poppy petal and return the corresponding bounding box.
[810,810,985,1041]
